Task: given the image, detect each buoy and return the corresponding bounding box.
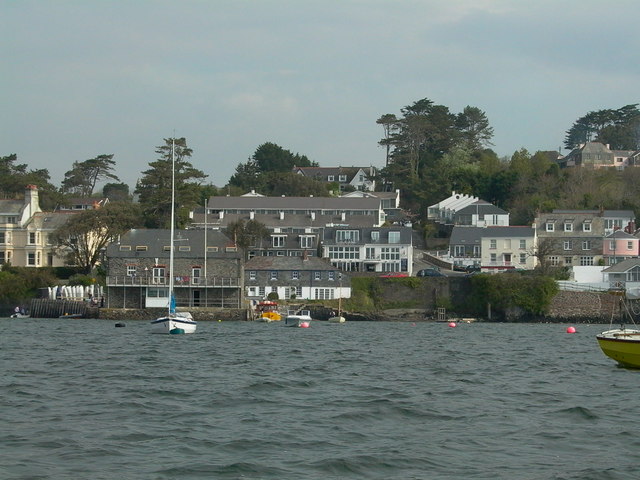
[566,326,576,334]
[448,322,456,328]
[300,322,310,328]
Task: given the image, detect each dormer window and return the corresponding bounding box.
[546,222,555,232]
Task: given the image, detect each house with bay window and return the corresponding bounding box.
[321,226,413,274]
[0,185,76,268]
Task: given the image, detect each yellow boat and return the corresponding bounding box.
[255,300,281,322]
[596,328,640,368]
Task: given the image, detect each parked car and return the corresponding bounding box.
[416,268,446,277]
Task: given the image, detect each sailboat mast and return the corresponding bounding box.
[168,139,176,313]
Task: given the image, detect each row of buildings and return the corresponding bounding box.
[429,191,637,272]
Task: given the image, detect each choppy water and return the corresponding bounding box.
[1,319,639,480]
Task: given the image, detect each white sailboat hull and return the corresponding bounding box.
[150,313,197,334]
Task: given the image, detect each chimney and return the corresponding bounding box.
[311,212,316,221]
[279,211,284,220]
[24,185,41,220]
[250,211,255,220]
[341,212,346,221]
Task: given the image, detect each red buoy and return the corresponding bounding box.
[448,322,456,328]
[566,326,576,334]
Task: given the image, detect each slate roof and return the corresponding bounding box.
[603,258,640,273]
[245,255,337,272]
[106,229,238,259]
[456,201,508,216]
[206,195,380,210]
[483,226,535,238]
[449,226,483,245]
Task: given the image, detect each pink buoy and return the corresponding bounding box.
[300,322,310,328]
[566,326,576,334]
[448,322,456,328]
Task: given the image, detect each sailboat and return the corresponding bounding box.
[150,139,197,335]
[596,290,640,367]
[328,273,346,323]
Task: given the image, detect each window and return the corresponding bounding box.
[549,256,559,266]
[147,287,168,298]
[563,241,572,251]
[583,222,592,232]
[6,216,16,224]
[519,253,527,264]
[339,175,347,182]
[380,247,400,260]
[152,267,166,284]
[178,246,190,252]
[314,288,334,300]
[28,252,36,266]
[206,246,218,252]
[490,253,497,263]
[0,232,4,244]
[546,222,555,232]
[163,246,171,251]
[225,246,237,252]
[629,241,635,250]
[371,231,380,242]
[299,236,312,249]
[609,240,615,250]
[327,175,334,181]
[564,257,573,266]
[314,271,321,281]
[366,247,376,259]
[192,267,201,284]
[249,271,256,280]
[0,251,4,264]
[276,251,285,256]
[270,271,278,280]
[583,240,592,250]
[136,245,147,251]
[336,230,359,243]
[291,271,299,280]
[490,239,497,249]
[272,235,286,248]
[328,271,335,281]
[564,222,573,232]
[127,265,137,276]
[388,231,400,244]
[580,256,594,266]
[519,239,526,249]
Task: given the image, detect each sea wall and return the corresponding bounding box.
[97,307,247,322]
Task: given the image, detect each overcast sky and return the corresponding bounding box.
[4,1,640,192]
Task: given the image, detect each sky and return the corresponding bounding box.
[3,0,640,192]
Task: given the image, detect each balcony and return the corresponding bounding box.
[106,275,241,288]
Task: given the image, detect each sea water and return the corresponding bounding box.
[1,319,639,480]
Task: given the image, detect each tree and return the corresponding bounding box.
[456,106,494,151]
[225,219,271,259]
[50,202,142,273]
[564,104,640,150]
[61,154,119,196]
[252,142,317,173]
[135,137,208,228]
[376,113,399,166]
[102,183,131,202]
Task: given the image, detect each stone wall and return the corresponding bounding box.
[98,307,247,321]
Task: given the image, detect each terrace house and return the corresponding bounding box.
[244,255,351,301]
[292,166,377,192]
[105,228,243,309]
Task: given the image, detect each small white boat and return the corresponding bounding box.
[151,311,197,334]
[328,314,345,323]
[285,309,312,328]
[10,313,30,319]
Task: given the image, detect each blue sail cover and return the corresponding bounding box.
[170,294,176,314]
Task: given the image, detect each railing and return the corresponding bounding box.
[106,275,241,288]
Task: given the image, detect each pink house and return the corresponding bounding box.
[603,230,640,266]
